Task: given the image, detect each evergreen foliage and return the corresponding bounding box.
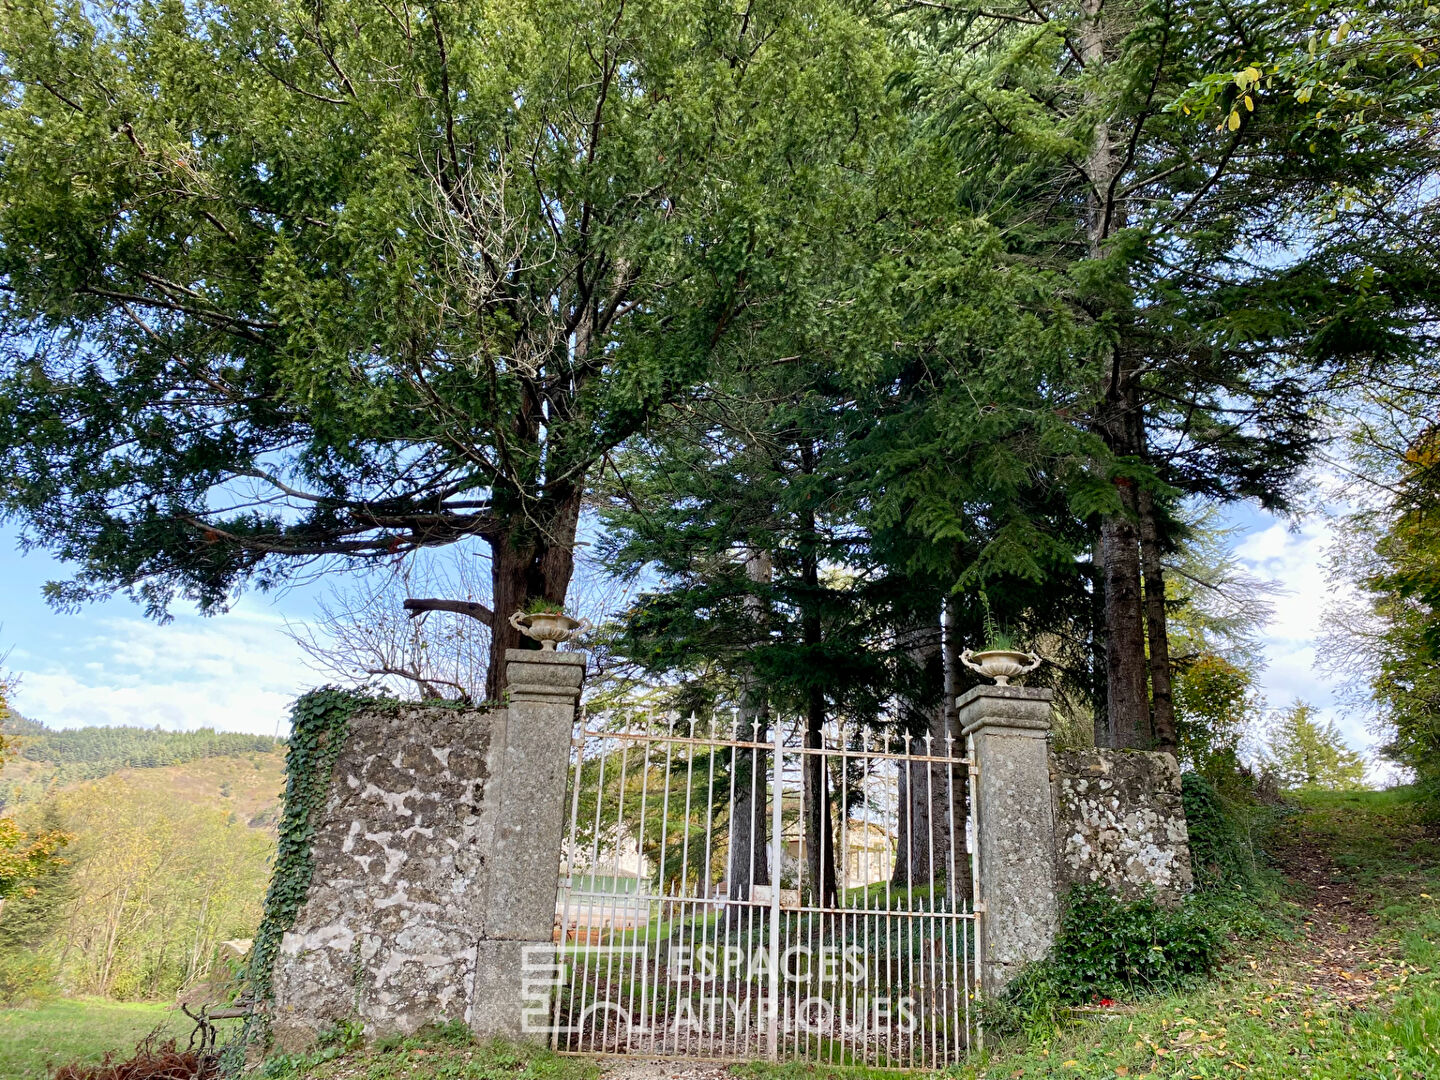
[1002,884,1222,1015]
[0,0,895,698]
[1262,702,1367,791]
[889,0,1440,748]
[1181,772,1262,892]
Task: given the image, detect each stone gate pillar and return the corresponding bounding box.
[958,685,1058,996]
[470,648,586,1037]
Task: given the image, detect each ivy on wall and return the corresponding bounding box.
[223,687,389,1071]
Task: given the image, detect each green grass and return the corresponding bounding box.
[738,787,1440,1080]
[933,963,1440,1078]
[0,998,193,1079]
[259,1025,600,1080]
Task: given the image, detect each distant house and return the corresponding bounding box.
[556,833,652,938]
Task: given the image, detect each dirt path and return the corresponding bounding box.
[1263,815,1420,1008]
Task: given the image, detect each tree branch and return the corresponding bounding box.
[403,597,495,626]
[363,665,470,701]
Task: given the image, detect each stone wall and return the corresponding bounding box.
[270,702,496,1046]
[1050,749,1194,904]
[959,691,1197,995]
[270,650,584,1048]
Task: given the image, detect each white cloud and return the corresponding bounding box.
[1231,514,1403,785]
[8,601,315,737]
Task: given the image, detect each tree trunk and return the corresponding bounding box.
[942,595,961,737]
[1090,526,1110,746]
[802,698,838,908]
[1138,485,1178,754]
[890,616,951,895]
[1079,0,1152,749]
[941,595,973,905]
[483,483,585,700]
[1102,490,1151,749]
[890,752,933,890]
[892,762,909,886]
[728,549,772,907]
[798,442,837,908]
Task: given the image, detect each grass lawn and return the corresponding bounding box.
[261,1025,600,1080]
[0,998,192,1079]
[737,786,1440,1079]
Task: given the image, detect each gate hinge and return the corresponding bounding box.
[972,902,987,913]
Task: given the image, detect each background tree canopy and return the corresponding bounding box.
[0,0,893,697]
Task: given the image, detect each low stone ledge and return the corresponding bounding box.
[1050,748,1194,904]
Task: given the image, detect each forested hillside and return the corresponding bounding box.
[0,714,282,807]
[0,718,283,1004]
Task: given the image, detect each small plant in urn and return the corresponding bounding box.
[961,591,1041,686]
[509,599,590,651]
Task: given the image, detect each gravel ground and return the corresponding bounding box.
[596,1057,738,1080]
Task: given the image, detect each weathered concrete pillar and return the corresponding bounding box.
[469,648,585,1038]
[958,685,1058,996]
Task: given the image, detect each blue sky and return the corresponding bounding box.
[0,509,1382,775]
[0,532,317,739]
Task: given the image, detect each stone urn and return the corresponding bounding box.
[509,609,590,650]
[960,648,1042,686]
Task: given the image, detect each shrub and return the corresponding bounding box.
[1002,885,1222,1019]
[0,947,58,1005]
[1182,771,1262,890]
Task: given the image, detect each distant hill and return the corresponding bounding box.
[0,714,285,810]
[0,722,286,1004]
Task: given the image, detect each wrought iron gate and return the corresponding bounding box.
[534,716,982,1066]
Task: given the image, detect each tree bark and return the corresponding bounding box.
[890,616,952,895]
[1138,485,1178,754]
[402,597,494,625]
[728,549,772,907]
[482,481,586,700]
[802,699,838,908]
[1090,526,1110,746]
[941,595,973,905]
[799,442,838,909]
[1102,487,1151,749]
[892,760,912,886]
[1077,0,1153,749]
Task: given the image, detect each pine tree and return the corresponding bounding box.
[892,0,1440,750]
[1263,703,1367,790]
